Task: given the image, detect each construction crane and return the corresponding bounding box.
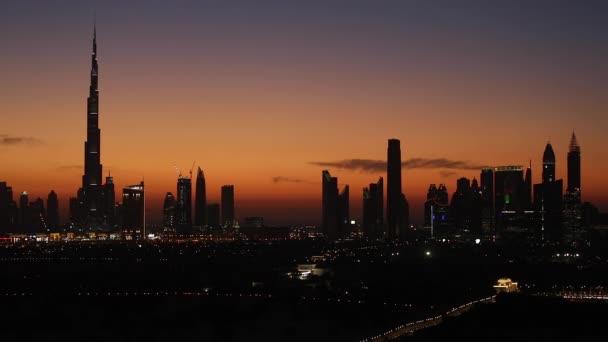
[173,163,182,178]
[189,160,196,179]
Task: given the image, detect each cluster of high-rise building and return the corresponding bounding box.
[0,184,59,234]
[320,135,587,242]
[0,28,146,237]
[0,28,599,242]
[0,28,241,238]
[323,139,410,240]
[162,167,237,235]
[423,134,584,241]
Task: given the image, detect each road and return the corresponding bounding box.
[360,295,496,342]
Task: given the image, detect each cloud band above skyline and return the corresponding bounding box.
[0,134,43,146]
[309,158,484,173]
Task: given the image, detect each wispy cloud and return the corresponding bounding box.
[404,158,483,170]
[272,176,315,184]
[309,158,484,172]
[0,134,43,146]
[309,159,385,172]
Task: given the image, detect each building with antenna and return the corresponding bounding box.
[564,132,582,240]
[74,24,105,231]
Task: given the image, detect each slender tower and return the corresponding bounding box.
[82,24,103,222]
[322,170,338,239]
[387,139,402,240]
[567,132,581,191]
[565,132,581,237]
[523,160,532,209]
[194,167,207,227]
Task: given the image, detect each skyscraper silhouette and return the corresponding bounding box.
[450,177,472,235]
[338,185,350,237]
[535,142,563,240]
[322,170,339,239]
[121,182,145,237]
[363,177,383,239]
[424,183,450,237]
[221,185,235,228]
[194,167,207,227]
[424,184,438,229]
[445,178,482,237]
[480,167,494,234]
[523,162,532,210]
[565,132,582,239]
[176,177,192,234]
[567,132,581,191]
[470,178,482,236]
[19,191,29,231]
[0,182,17,233]
[432,184,450,236]
[162,192,176,232]
[47,190,59,232]
[30,197,45,233]
[101,174,115,228]
[387,139,408,239]
[80,25,104,230]
[542,143,556,183]
[494,166,524,235]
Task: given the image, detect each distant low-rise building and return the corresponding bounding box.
[493,278,519,293]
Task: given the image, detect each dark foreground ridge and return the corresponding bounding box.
[1,238,608,341]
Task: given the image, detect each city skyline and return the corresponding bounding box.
[1,1,607,225]
[2,3,608,341]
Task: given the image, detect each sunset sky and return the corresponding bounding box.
[1,0,607,225]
